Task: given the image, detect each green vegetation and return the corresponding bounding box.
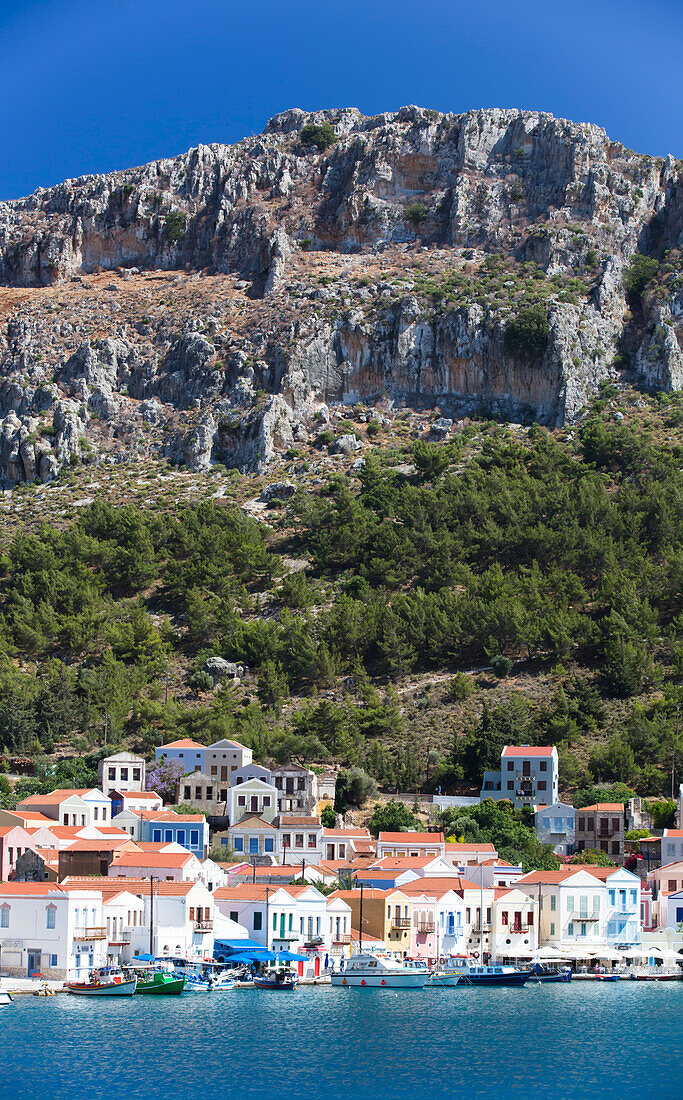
[405,201,428,227]
[504,304,550,360]
[301,123,337,152]
[439,799,559,871]
[164,211,186,244]
[623,253,658,299]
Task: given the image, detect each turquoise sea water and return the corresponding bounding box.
[2,983,681,1100]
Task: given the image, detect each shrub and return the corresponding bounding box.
[444,672,475,702]
[187,670,214,694]
[623,253,658,298]
[504,304,549,361]
[490,655,513,679]
[320,804,336,828]
[165,211,186,244]
[299,238,313,251]
[366,419,381,438]
[406,201,427,227]
[301,123,337,151]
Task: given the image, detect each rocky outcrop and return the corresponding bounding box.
[0,105,680,485]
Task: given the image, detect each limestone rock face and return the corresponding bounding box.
[0,105,680,485]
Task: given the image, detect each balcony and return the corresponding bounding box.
[332,934,352,945]
[73,927,107,941]
[567,910,600,921]
[193,920,214,933]
[470,923,492,934]
[417,921,435,934]
[391,916,411,930]
[509,923,524,934]
[272,929,300,941]
[107,933,131,945]
[304,936,324,947]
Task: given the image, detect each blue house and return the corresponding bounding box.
[140,811,209,859]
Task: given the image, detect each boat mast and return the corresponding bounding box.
[149,874,157,956]
[358,882,364,956]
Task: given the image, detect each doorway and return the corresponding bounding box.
[28,951,42,976]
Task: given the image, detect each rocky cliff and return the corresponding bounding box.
[0,105,681,484]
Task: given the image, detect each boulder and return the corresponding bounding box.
[331,433,362,455]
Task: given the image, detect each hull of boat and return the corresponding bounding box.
[595,975,621,982]
[68,978,137,996]
[529,971,572,983]
[253,978,297,991]
[427,972,462,987]
[136,977,185,995]
[0,992,12,1005]
[332,973,427,988]
[462,973,530,986]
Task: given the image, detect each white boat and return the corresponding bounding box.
[0,991,13,1005]
[427,966,461,987]
[331,952,427,989]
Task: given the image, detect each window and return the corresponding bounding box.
[609,890,615,905]
[230,911,238,922]
[263,797,271,807]
[668,879,677,892]
[592,895,600,912]
[264,837,274,853]
[542,818,551,828]
[195,787,202,800]
[527,912,533,925]
[153,829,162,842]
[339,844,345,858]
[50,954,58,967]
[566,895,573,912]
[308,834,317,849]
[177,830,186,845]
[538,781,547,791]
[249,837,259,854]
[190,830,199,848]
[578,818,585,832]
[253,912,262,931]
[295,834,304,848]
[184,786,191,800]
[501,911,508,925]
[282,834,291,849]
[1,906,9,928]
[108,768,116,781]
[550,922,556,936]
[220,789,227,801]
[238,795,246,807]
[272,912,277,931]
[121,769,128,781]
[211,766,218,776]
[611,842,619,855]
[189,907,195,921]
[611,818,620,832]
[507,781,514,791]
[206,789,213,800]
[164,829,173,842]
[630,889,638,906]
[553,818,563,832]
[133,769,140,781]
[234,837,244,852]
[568,922,574,936]
[539,761,547,772]
[507,761,514,771]
[46,907,56,929]
[580,923,587,937]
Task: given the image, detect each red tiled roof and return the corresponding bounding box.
[111,851,196,868]
[663,829,683,838]
[445,842,497,853]
[62,838,139,852]
[158,739,204,749]
[378,832,444,844]
[578,803,624,812]
[134,810,206,822]
[0,882,64,895]
[278,816,321,827]
[16,789,101,806]
[501,746,556,757]
[213,884,312,901]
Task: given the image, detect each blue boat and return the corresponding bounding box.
[527,963,572,983]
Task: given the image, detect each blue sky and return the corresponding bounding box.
[1,0,681,200]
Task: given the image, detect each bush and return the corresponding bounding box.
[334,767,377,813]
[504,304,550,360]
[164,211,186,244]
[187,670,214,694]
[301,123,337,151]
[368,798,418,837]
[444,672,474,702]
[320,804,336,828]
[405,201,427,226]
[623,253,658,298]
[491,655,513,679]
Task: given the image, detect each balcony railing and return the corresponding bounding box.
[304,936,324,947]
[567,910,600,921]
[470,923,492,933]
[107,933,131,945]
[193,920,214,933]
[509,923,524,934]
[332,934,352,945]
[391,916,411,930]
[272,929,300,941]
[417,921,435,934]
[73,927,107,941]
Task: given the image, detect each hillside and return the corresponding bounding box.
[0,107,682,809]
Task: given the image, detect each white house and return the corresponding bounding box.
[662,889,683,930]
[109,849,203,883]
[212,883,330,951]
[103,888,146,965]
[204,739,254,782]
[112,791,163,814]
[129,879,217,960]
[376,831,445,859]
[227,778,278,826]
[98,752,146,797]
[278,816,324,866]
[15,788,111,828]
[481,745,559,809]
[518,868,609,950]
[534,801,576,856]
[602,867,642,945]
[321,828,372,862]
[662,829,683,866]
[0,882,107,980]
[490,887,537,960]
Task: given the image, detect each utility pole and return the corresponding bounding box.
[149,875,157,956]
[265,886,270,951]
[672,705,680,801]
[104,712,108,748]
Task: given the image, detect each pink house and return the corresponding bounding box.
[0,824,36,880]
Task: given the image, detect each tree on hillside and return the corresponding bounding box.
[568,848,615,867]
[368,799,418,838]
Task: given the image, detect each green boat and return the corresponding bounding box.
[132,969,186,995]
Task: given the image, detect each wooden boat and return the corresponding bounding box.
[134,970,185,995]
[68,976,137,996]
[332,952,427,989]
[253,970,298,991]
[452,962,530,986]
[595,973,621,982]
[527,963,572,983]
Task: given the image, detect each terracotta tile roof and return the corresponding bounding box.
[5,811,54,824]
[111,851,196,868]
[16,788,101,806]
[502,746,556,757]
[445,842,497,853]
[371,856,436,869]
[61,838,138,852]
[518,867,614,884]
[134,810,206,822]
[322,828,371,838]
[213,883,311,901]
[578,803,624,812]
[663,829,683,838]
[0,882,64,895]
[118,791,163,801]
[158,739,204,749]
[378,832,444,844]
[328,888,389,900]
[60,876,202,897]
[403,875,480,894]
[278,816,321,827]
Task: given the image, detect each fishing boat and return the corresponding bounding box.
[129,967,185,995]
[253,969,298,991]
[442,958,530,986]
[595,972,621,982]
[0,991,12,1006]
[332,952,428,989]
[526,962,572,983]
[67,967,137,996]
[427,966,461,987]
